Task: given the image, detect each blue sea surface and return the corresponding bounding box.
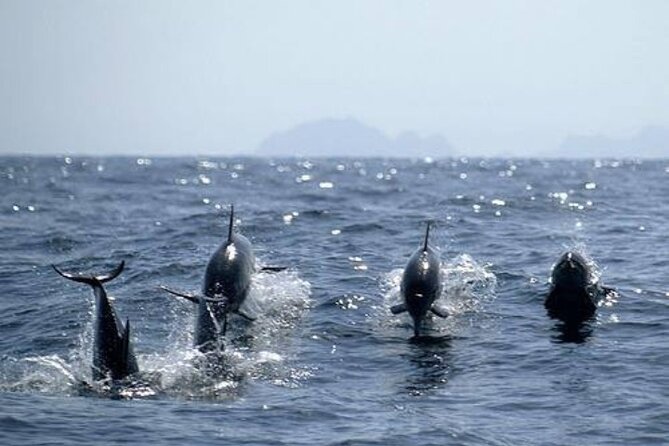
[1,156,668,445]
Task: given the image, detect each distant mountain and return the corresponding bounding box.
[257,118,454,157]
[558,125,669,158]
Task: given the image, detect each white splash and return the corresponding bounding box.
[379,254,497,332]
[0,268,313,399]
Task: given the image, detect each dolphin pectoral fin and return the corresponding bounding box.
[430,305,449,318]
[260,266,288,273]
[235,310,257,321]
[390,303,407,314]
[158,285,200,304]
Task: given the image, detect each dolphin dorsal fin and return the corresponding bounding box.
[423,222,431,252]
[227,204,235,244]
[120,318,131,373]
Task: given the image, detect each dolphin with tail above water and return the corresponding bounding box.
[391,222,449,336]
[52,260,139,381]
[161,206,280,352]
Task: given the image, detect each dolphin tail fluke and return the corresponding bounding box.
[227,204,235,243]
[430,304,449,318]
[158,285,200,304]
[390,303,407,314]
[52,261,125,286]
[96,261,125,283]
[423,222,431,252]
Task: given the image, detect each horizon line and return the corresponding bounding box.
[1,152,668,161]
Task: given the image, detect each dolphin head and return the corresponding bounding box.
[551,251,590,291]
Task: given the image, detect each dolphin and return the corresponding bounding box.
[52,260,139,381]
[544,251,609,323]
[161,206,267,352]
[391,223,449,336]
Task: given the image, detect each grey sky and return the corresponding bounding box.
[1,0,668,156]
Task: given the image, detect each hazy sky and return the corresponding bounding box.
[1,0,668,156]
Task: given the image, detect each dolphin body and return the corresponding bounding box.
[52,261,139,381]
[162,206,259,352]
[545,251,603,323]
[391,223,449,336]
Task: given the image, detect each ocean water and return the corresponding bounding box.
[1,156,668,445]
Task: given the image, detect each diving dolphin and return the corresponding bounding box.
[161,206,260,352]
[544,251,608,323]
[391,223,449,336]
[52,261,139,381]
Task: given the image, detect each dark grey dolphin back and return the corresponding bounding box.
[401,247,442,318]
[193,207,256,351]
[545,251,597,323]
[399,222,443,335]
[550,251,590,292]
[92,285,139,380]
[202,233,255,309]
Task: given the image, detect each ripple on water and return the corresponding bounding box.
[2,157,669,444]
[0,265,312,401]
[378,253,497,336]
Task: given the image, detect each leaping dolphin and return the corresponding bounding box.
[161,206,272,352]
[391,223,449,336]
[545,251,612,323]
[52,260,139,381]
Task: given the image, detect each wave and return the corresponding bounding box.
[0,269,312,400]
